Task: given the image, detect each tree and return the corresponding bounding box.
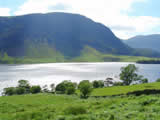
[66,86,76,95]
[92,80,99,88]
[55,81,76,94]
[42,85,49,93]
[30,85,41,94]
[92,80,104,88]
[156,78,160,82]
[3,87,16,96]
[120,64,143,85]
[15,87,26,95]
[55,81,66,94]
[78,80,93,98]
[18,80,30,88]
[141,78,148,83]
[18,80,30,93]
[50,83,55,93]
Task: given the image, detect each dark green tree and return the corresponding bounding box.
[3,87,16,96]
[78,80,93,98]
[92,80,104,88]
[141,78,148,83]
[156,78,160,82]
[18,80,30,93]
[55,81,76,94]
[15,87,26,95]
[30,85,41,94]
[120,64,143,85]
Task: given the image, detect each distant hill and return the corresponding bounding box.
[124,34,160,52]
[0,12,160,60]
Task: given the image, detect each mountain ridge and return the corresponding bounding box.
[124,34,160,52]
[0,12,160,60]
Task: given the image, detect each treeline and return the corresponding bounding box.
[0,52,22,64]
[3,80,102,98]
[3,64,160,98]
[137,59,160,64]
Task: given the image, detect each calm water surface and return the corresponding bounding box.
[0,62,160,93]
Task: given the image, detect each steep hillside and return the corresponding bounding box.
[0,12,132,58]
[0,12,159,60]
[124,34,160,52]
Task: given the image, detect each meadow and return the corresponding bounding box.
[1,82,160,120]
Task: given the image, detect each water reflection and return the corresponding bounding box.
[0,62,160,93]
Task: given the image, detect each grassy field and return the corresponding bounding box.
[92,82,160,96]
[1,52,159,64]
[1,82,160,120]
[1,94,160,120]
[19,54,159,64]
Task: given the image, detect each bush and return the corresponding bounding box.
[92,80,104,88]
[18,80,30,88]
[3,87,16,96]
[55,81,76,94]
[156,78,160,82]
[30,85,41,94]
[78,80,93,98]
[141,78,148,83]
[127,89,160,96]
[18,80,30,93]
[42,85,49,93]
[66,86,76,95]
[64,105,87,115]
[50,83,55,93]
[15,87,26,95]
[55,82,66,94]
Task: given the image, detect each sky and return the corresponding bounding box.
[0,0,160,39]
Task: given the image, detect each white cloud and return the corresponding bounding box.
[0,8,11,16]
[14,0,160,39]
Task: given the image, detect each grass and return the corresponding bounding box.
[0,54,159,64]
[1,93,160,120]
[92,82,160,96]
[71,54,159,63]
[1,82,160,119]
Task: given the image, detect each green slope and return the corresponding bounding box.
[0,46,159,64]
[1,82,160,120]
[92,82,160,96]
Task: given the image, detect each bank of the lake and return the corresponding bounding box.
[1,82,160,120]
[0,62,160,94]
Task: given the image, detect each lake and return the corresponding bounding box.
[0,62,160,93]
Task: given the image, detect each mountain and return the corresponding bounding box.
[124,34,160,52]
[0,12,133,58]
[0,12,159,60]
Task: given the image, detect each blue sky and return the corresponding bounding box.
[0,0,159,39]
[129,0,160,17]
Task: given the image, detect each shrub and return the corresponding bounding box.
[30,85,41,94]
[78,80,93,98]
[55,82,66,94]
[66,86,76,95]
[55,81,76,94]
[141,78,148,83]
[42,85,49,93]
[156,78,160,82]
[64,105,87,115]
[3,87,16,96]
[92,80,104,88]
[127,89,160,96]
[15,87,26,95]
[18,80,30,93]
[50,83,55,93]
[18,80,30,88]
